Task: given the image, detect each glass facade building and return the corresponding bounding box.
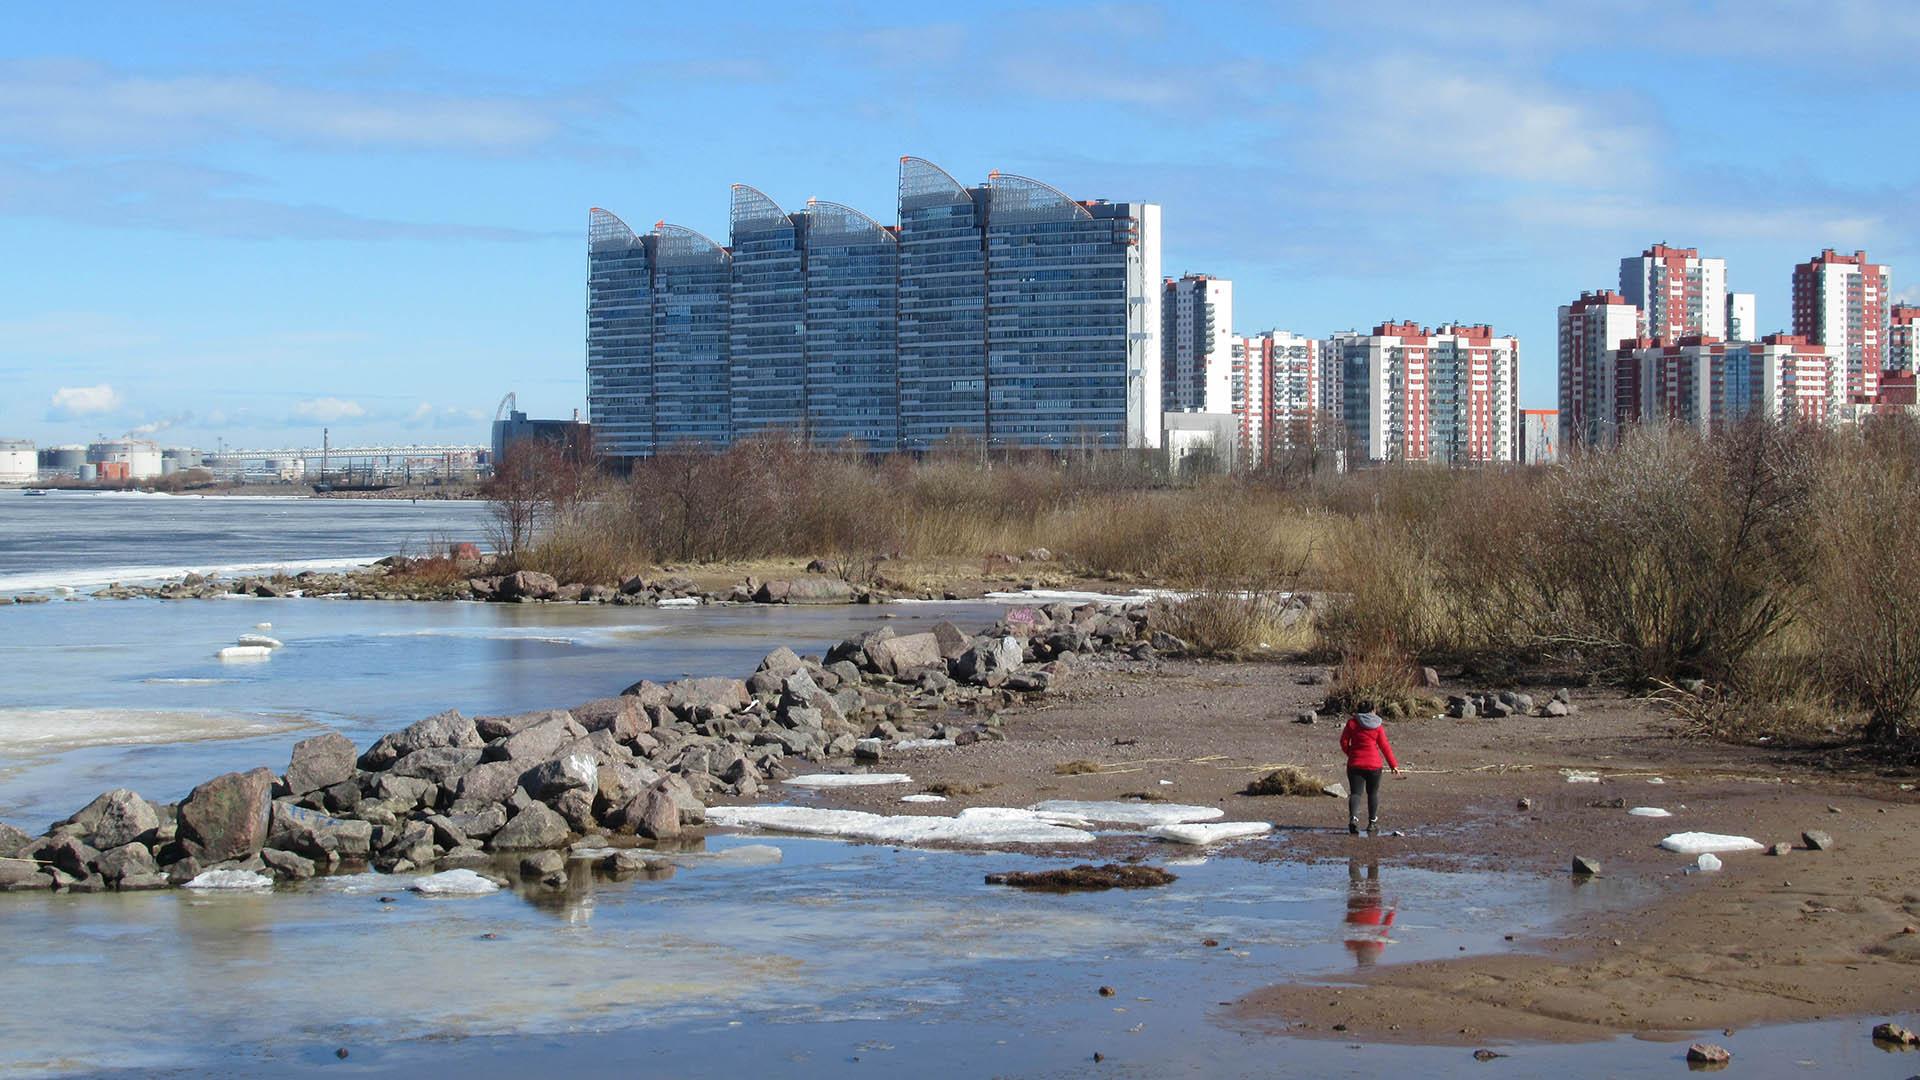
[586,158,1161,457]
[728,185,807,439]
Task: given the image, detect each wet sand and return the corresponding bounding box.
[765,655,1920,1046]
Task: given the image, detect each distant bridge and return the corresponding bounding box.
[208,444,485,463]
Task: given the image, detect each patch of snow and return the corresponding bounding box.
[1562,770,1602,783]
[1647,777,1666,785]
[1659,832,1765,855]
[981,589,1151,604]
[900,794,948,803]
[216,645,274,661]
[707,805,1093,846]
[309,872,391,894]
[409,869,502,895]
[0,706,304,756]
[254,622,272,630]
[1694,852,1723,872]
[783,773,913,788]
[1027,799,1224,826]
[1149,821,1273,846]
[1628,807,1672,818]
[183,869,274,890]
[235,633,282,649]
[892,738,955,750]
[656,596,699,608]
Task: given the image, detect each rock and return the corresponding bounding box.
[854,738,885,762]
[261,847,317,880]
[666,677,751,717]
[358,710,482,771]
[635,786,681,840]
[1419,666,1441,689]
[269,803,375,859]
[757,646,806,676]
[1293,712,1316,725]
[1872,1022,1919,1046]
[0,858,52,890]
[40,835,100,878]
[1543,700,1571,718]
[519,850,564,877]
[1517,797,1534,811]
[1471,1049,1506,1061]
[869,632,943,676]
[1685,1043,1730,1064]
[177,768,275,863]
[520,752,599,802]
[118,873,170,891]
[475,709,562,741]
[390,746,484,786]
[374,774,436,809]
[487,803,571,851]
[285,733,358,795]
[456,761,528,806]
[1571,855,1601,876]
[0,822,30,859]
[1322,783,1347,799]
[1802,830,1834,851]
[1148,630,1186,654]
[72,789,160,849]
[92,842,158,882]
[953,636,1023,686]
[1769,842,1791,856]
[930,621,971,660]
[783,575,857,604]
[444,805,508,841]
[498,570,559,601]
[490,714,585,762]
[425,814,469,850]
[985,864,1177,890]
[571,698,647,742]
[551,788,597,832]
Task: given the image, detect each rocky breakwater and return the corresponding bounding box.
[0,601,1176,894]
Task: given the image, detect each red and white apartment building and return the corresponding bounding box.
[1328,321,1519,464]
[1557,290,1639,447]
[1230,330,1326,465]
[1604,333,1844,435]
[1891,303,1918,374]
[1620,243,1727,342]
[1792,249,1891,400]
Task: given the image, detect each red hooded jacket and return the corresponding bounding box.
[1339,715,1399,771]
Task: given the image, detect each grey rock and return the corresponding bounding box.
[757,646,806,676]
[40,835,100,878]
[457,760,528,806]
[666,677,750,717]
[1571,855,1601,876]
[598,762,665,808]
[635,786,681,840]
[0,857,51,889]
[783,575,857,605]
[445,805,508,841]
[551,788,597,832]
[488,803,571,851]
[489,714,586,763]
[1294,711,1317,725]
[358,709,482,771]
[1802,830,1834,851]
[261,847,317,880]
[92,842,158,882]
[424,814,468,850]
[391,746,485,786]
[520,849,564,877]
[571,698,648,742]
[177,768,275,863]
[475,708,566,741]
[0,822,31,859]
[374,774,437,810]
[869,632,943,676]
[498,569,559,601]
[521,752,600,803]
[1148,630,1187,654]
[117,872,170,891]
[285,733,358,795]
[1543,700,1571,718]
[72,789,160,850]
[854,737,884,761]
[268,803,374,859]
[1768,841,1792,856]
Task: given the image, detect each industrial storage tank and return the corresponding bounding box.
[39,445,86,476]
[160,447,204,476]
[0,438,35,483]
[87,439,164,480]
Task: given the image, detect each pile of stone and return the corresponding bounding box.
[1446,687,1575,719]
[0,601,1169,894]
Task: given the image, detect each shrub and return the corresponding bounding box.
[1326,641,1429,719]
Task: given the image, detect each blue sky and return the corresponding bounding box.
[3,1,1916,447]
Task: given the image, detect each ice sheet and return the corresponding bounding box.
[1563,770,1602,783]
[783,773,913,788]
[656,597,699,608]
[217,645,274,661]
[1628,807,1672,817]
[1659,832,1764,854]
[183,870,274,890]
[981,589,1150,604]
[410,869,502,895]
[1149,821,1273,845]
[706,805,1094,846]
[1027,800,1225,826]
[892,738,955,750]
[235,634,282,649]
[900,794,948,804]
[1695,853,1723,871]
[0,707,306,758]
[0,555,381,594]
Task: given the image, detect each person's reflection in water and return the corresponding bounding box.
[1344,858,1396,967]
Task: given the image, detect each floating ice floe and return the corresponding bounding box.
[892,738,955,751]
[1694,853,1723,872]
[707,805,1094,846]
[783,773,913,788]
[235,633,282,649]
[1027,800,1224,827]
[980,589,1150,605]
[254,622,272,630]
[409,869,502,895]
[183,869,274,890]
[1149,821,1273,846]
[569,843,785,868]
[1659,832,1765,854]
[1628,807,1672,818]
[900,794,948,803]
[216,645,274,661]
[1562,770,1602,783]
[656,597,699,608]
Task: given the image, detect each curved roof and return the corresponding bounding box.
[899,156,971,209]
[729,184,792,238]
[588,207,640,250]
[652,222,731,266]
[804,199,896,244]
[987,172,1091,223]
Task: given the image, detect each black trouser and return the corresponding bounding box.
[1347,766,1382,825]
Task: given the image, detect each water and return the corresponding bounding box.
[0,488,490,591]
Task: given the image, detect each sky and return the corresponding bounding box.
[3,1,1917,448]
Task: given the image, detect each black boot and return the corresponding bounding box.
[1348,817,1360,836]
[1367,817,1379,837]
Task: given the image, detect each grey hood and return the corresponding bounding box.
[1356,712,1384,729]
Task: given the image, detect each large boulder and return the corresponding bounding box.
[757,646,807,676]
[457,760,529,806]
[177,768,275,863]
[284,733,358,795]
[358,710,482,771]
[571,698,648,742]
[783,576,857,605]
[498,570,559,601]
[390,746,484,786]
[778,671,845,726]
[488,714,585,763]
[953,636,1023,686]
[64,789,159,850]
[870,632,942,676]
[666,677,750,718]
[0,822,30,860]
[930,621,972,660]
[487,803,570,851]
[267,803,373,859]
[93,842,159,883]
[519,752,598,802]
[635,786,680,840]
[475,708,567,741]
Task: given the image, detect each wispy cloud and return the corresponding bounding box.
[127,411,192,438]
[48,383,123,418]
[0,58,568,153]
[291,397,365,422]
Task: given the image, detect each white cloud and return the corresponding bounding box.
[48,383,123,418]
[292,397,366,422]
[407,401,434,423]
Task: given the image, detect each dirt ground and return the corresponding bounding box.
[784,654,1920,1046]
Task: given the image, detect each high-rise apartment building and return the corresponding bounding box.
[1603,333,1844,436]
[1619,243,1727,342]
[1726,292,1757,342]
[586,158,1162,457]
[1890,303,1919,375]
[1335,322,1518,464]
[1792,249,1891,399]
[1557,290,1639,449]
[1232,331,1322,465]
[1163,274,1233,414]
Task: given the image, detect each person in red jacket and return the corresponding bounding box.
[1339,702,1400,836]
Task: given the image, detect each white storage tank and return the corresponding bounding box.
[88,439,165,480]
[161,447,204,476]
[0,438,34,483]
[39,445,86,476]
